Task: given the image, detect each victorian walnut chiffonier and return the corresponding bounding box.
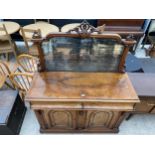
[25,21,140,133]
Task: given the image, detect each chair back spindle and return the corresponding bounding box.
[17,54,38,73]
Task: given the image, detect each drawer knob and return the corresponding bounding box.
[81,93,86,97]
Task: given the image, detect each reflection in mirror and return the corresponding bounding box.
[41,37,124,72]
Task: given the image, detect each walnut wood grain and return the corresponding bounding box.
[25,72,139,133]
[25,72,139,103]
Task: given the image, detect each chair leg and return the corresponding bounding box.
[4,81,15,89]
[13,42,18,60]
[13,50,17,60]
[126,113,133,121]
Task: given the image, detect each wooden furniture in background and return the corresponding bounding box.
[61,23,81,32]
[0,90,26,135]
[97,19,144,36]
[144,20,155,57]
[0,61,15,89]
[17,54,38,73]
[20,22,59,56]
[98,19,145,51]
[25,72,139,133]
[127,73,155,117]
[0,24,17,61]
[20,22,59,39]
[10,72,33,99]
[0,21,20,36]
[20,27,42,56]
[0,75,6,89]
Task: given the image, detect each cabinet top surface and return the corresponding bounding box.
[25,72,139,102]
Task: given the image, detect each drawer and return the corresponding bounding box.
[83,102,134,111]
[31,102,134,111]
[134,103,154,113]
[150,107,155,114]
[134,97,155,113]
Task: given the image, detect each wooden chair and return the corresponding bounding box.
[0,61,15,89]
[10,72,33,99]
[20,27,41,56]
[17,54,38,73]
[0,24,17,61]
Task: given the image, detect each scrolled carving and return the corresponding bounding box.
[67,20,102,36]
[32,30,42,39]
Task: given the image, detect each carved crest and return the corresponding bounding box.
[67,20,104,36]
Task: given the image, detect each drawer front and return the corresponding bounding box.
[134,104,153,113]
[31,101,135,111]
[83,102,134,111]
[134,97,155,113]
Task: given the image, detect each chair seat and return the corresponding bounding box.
[0,41,13,52]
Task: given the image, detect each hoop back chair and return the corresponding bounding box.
[20,27,41,56]
[0,61,15,89]
[0,24,17,61]
[17,54,38,73]
[10,72,33,99]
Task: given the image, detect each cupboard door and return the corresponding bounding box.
[84,110,122,132]
[36,109,76,131]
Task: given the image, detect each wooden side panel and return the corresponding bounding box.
[97,19,144,27]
